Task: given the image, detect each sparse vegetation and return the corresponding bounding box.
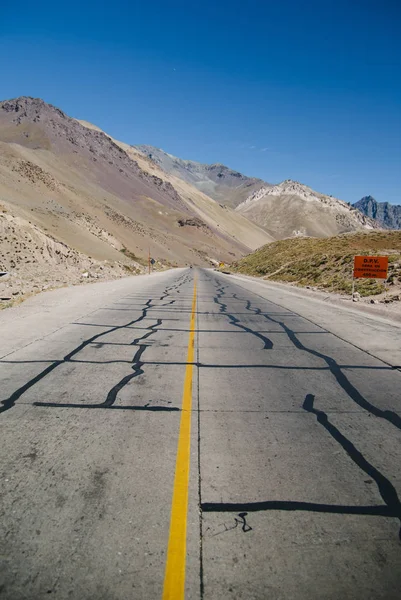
[120,247,148,267]
[233,231,401,297]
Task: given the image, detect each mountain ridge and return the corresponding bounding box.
[0,96,384,279]
[134,145,381,239]
[134,145,268,208]
[353,196,401,230]
[235,179,379,238]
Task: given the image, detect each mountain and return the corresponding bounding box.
[76,123,273,252]
[0,95,382,301]
[0,97,273,279]
[353,196,401,230]
[134,145,268,208]
[235,180,380,238]
[135,147,381,239]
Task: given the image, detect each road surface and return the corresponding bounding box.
[1,268,401,599]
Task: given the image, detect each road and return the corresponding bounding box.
[1,268,401,599]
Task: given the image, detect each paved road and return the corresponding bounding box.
[1,268,401,599]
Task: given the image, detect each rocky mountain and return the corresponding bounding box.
[135,146,382,239]
[134,145,268,208]
[235,180,380,239]
[353,196,401,230]
[0,95,383,303]
[0,97,273,284]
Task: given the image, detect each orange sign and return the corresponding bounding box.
[353,256,388,279]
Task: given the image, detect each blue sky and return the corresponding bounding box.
[1,0,400,203]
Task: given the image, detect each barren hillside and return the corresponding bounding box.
[78,121,274,251]
[0,97,272,277]
[236,180,380,238]
[0,200,139,303]
[134,145,268,208]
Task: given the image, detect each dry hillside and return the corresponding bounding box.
[234,231,401,298]
[78,121,274,251]
[0,97,273,279]
[134,145,267,208]
[236,180,380,238]
[0,200,140,304]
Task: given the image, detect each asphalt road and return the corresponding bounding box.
[1,268,401,599]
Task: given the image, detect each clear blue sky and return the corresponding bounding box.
[1,0,400,203]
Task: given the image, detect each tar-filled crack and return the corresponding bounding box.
[213,286,273,350]
[0,274,190,414]
[96,318,163,409]
[196,284,205,600]
[303,394,401,540]
[202,394,401,538]
[233,290,401,432]
[208,512,252,537]
[200,274,401,539]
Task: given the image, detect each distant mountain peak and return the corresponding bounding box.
[134,145,267,208]
[354,196,401,229]
[236,179,334,210]
[1,96,67,120]
[236,176,380,238]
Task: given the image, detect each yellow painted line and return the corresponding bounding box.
[162,279,197,600]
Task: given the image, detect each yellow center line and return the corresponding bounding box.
[162,278,197,600]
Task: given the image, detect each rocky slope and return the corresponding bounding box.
[0,97,273,280]
[79,122,274,251]
[135,147,382,239]
[235,180,380,238]
[0,200,139,303]
[135,145,268,208]
[354,196,401,230]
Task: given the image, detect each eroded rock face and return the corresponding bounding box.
[354,196,401,230]
[0,206,137,301]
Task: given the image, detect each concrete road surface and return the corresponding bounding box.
[1,268,401,600]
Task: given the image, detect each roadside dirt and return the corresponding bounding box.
[0,205,143,307]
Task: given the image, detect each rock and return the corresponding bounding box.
[353,292,361,302]
[370,299,379,304]
[382,294,401,304]
[82,272,89,278]
[177,217,209,229]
